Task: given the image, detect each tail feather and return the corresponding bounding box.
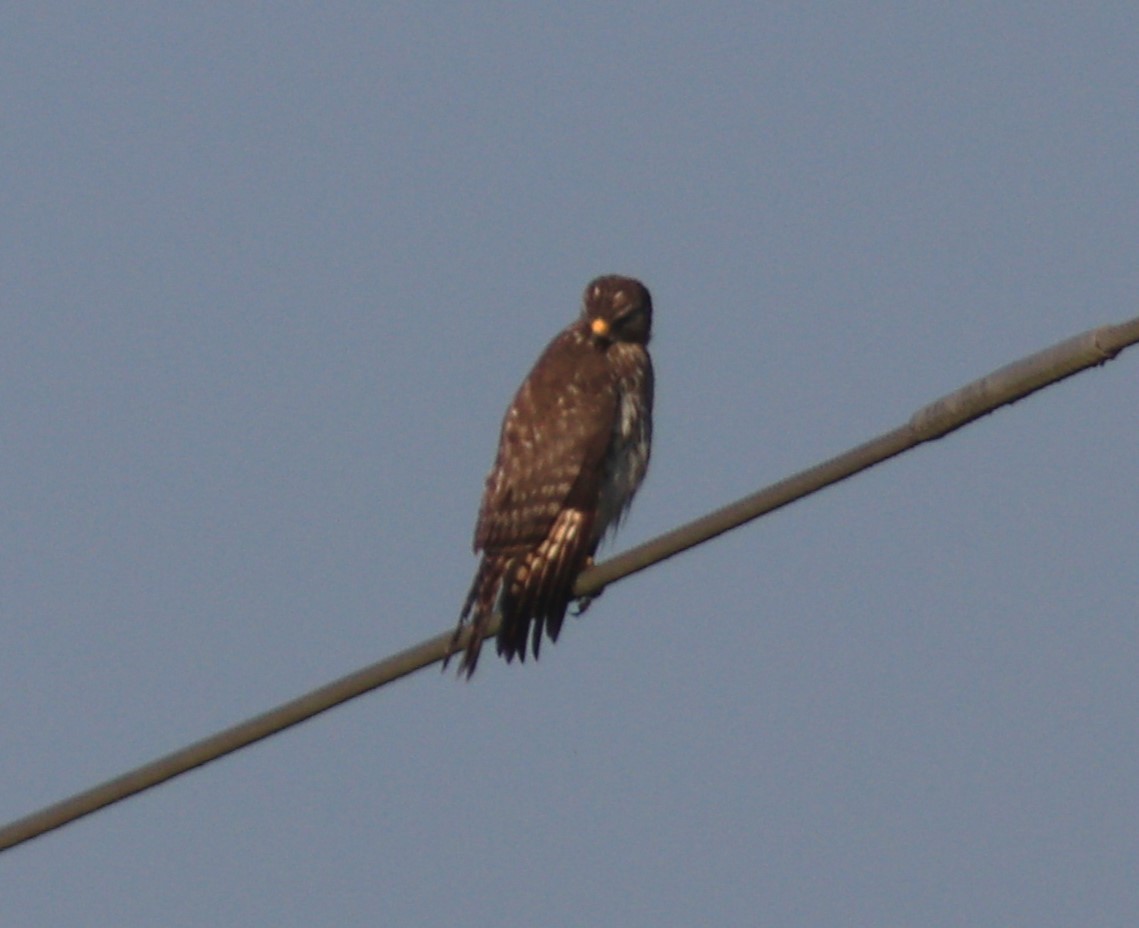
[449,509,597,677]
[445,557,506,679]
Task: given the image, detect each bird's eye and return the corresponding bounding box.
[613,304,640,329]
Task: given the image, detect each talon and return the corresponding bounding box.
[571,555,602,616]
[571,587,603,617]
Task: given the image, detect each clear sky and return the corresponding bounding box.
[3,5,1137,926]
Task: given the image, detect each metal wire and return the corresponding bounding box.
[2,315,1136,853]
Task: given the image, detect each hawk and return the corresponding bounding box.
[446,275,654,677]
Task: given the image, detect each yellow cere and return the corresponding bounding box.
[591,318,610,336]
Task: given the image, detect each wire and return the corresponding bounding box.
[578,319,1139,592]
[2,316,1137,853]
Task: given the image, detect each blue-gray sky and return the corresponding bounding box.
[3,5,1137,926]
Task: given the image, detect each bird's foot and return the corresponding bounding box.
[572,555,604,616]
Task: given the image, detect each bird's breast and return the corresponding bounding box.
[595,351,653,541]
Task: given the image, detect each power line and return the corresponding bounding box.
[2,316,1137,854]
[583,318,1139,591]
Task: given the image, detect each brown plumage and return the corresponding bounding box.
[446,275,654,677]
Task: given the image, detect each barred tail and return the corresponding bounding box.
[445,556,506,679]
[498,507,597,663]
[447,509,596,677]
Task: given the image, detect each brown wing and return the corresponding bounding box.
[447,324,617,676]
[475,325,616,556]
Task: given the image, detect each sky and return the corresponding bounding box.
[3,4,1137,926]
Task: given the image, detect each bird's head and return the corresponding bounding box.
[581,275,652,346]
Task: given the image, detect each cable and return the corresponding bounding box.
[2,315,1136,853]
[580,319,1139,591]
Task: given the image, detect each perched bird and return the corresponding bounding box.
[446,275,655,677]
